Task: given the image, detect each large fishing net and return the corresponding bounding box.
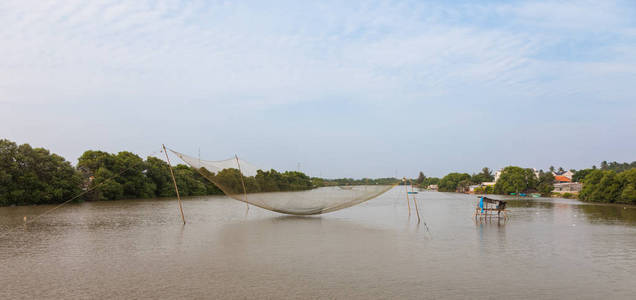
[169,149,396,215]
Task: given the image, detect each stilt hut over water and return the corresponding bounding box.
[474,196,508,221]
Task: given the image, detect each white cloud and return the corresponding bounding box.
[1,0,634,107]
[0,0,635,175]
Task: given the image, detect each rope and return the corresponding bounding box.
[0,149,161,238]
[235,154,249,213]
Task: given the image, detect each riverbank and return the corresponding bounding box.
[426,165,636,205]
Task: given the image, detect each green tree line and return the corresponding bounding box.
[77,150,224,201]
[313,177,400,187]
[415,172,441,188]
[422,166,554,195]
[424,167,496,193]
[598,161,636,173]
[0,139,312,206]
[0,139,82,206]
[493,167,554,196]
[423,161,635,203]
[558,161,635,204]
[4,138,633,206]
[1,139,394,206]
[578,169,636,204]
[201,168,314,194]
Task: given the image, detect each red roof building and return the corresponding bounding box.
[554,175,571,183]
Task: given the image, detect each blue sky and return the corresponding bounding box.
[1,0,635,178]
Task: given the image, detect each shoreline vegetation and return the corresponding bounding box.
[0,139,399,207]
[1,138,634,206]
[416,162,636,205]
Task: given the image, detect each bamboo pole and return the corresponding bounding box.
[403,178,411,216]
[235,154,249,212]
[410,180,421,223]
[163,144,186,225]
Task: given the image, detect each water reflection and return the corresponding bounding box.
[476,221,506,247]
[496,197,636,225]
[577,204,636,225]
[217,215,403,258]
[1,192,636,299]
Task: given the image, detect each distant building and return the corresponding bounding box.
[553,182,582,193]
[428,184,438,191]
[554,175,571,183]
[552,170,574,180]
[469,182,495,193]
[494,170,502,182]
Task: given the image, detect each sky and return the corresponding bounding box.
[1,0,635,178]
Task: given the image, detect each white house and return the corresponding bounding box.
[552,170,574,180]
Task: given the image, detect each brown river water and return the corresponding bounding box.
[1,188,636,299]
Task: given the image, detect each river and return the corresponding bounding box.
[1,188,636,299]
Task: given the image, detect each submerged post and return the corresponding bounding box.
[235,154,249,212]
[410,180,421,223]
[163,144,186,225]
[403,178,411,216]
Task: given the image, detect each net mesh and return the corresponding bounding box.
[170,149,395,215]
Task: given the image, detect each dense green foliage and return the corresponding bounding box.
[578,169,636,204]
[5,138,633,206]
[78,151,316,199]
[435,167,494,192]
[438,173,471,192]
[254,170,313,191]
[416,172,426,184]
[536,171,555,196]
[77,150,222,200]
[473,169,553,196]
[1,139,397,206]
[494,166,540,195]
[473,185,494,194]
[572,169,593,182]
[471,167,494,184]
[79,151,154,200]
[425,177,441,186]
[570,161,636,204]
[209,168,314,194]
[426,167,492,191]
[599,161,636,173]
[432,160,636,202]
[315,177,400,187]
[492,166,554,196]
[0,139,82,206]
[414,172,440,188]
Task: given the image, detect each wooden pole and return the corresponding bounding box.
[403,178,411,216]
[163,144,186,225]
[235,154,249,212]
[410,180,421,223]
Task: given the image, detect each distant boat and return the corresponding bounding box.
[519,193,527,197]
[407,191,418,194]
[530,193,541,198]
